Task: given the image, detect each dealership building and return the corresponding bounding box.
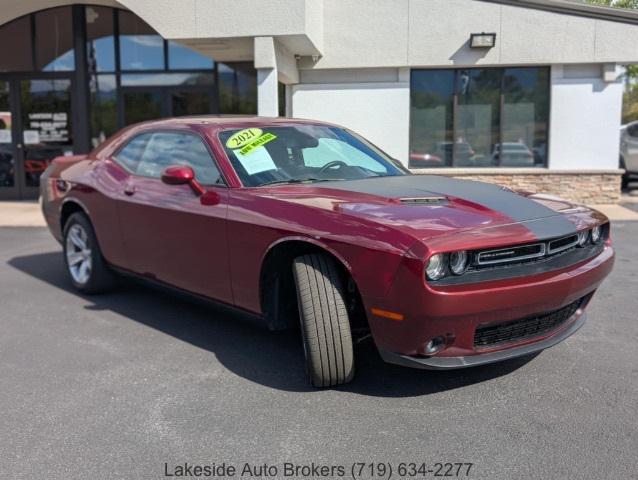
[1,0,638,202]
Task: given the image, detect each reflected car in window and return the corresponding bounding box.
[41,117,614,387]
[620,121,638,189]
[492,142,535,167]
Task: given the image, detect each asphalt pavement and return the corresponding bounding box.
[0,224,636,480]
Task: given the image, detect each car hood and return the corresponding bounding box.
[259,175,587,243]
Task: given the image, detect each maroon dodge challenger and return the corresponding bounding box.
[41,117,614,387]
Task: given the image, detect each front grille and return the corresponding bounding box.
[473,298,583,347]
[477,243,545,265]
[474,233,583,268]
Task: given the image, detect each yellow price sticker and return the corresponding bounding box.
[238,133,277,155]
[225,128,263,149]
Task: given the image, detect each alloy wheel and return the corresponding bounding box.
[65,224,92,285]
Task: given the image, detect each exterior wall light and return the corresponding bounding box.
[469,32,496,48]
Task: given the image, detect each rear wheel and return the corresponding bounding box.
[63,212,116,294]
[620,157,630,190]
[292,253,354,387]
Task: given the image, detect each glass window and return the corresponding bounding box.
[409,67,549,168]
[121,72,215,87]
[90,74,117,147]
[219,124,405,187]
[114,132,152,172]
[0,81,14,187]
[502,68,549,167]
[171,91,213,117]
[409,70,455,167]
[0,16,33,71]
[86,6,115,72]
[218,63,257,114]
[118,10,164,70]
[122,90,163,125]
[455,68,501,167]
[136,132,222,185]
[168,41,213,70]
[35,7,75,71]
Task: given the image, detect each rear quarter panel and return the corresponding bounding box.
[42,157,126,266]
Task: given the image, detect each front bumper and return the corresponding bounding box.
[364,244,614,364]
[378,311,586,370]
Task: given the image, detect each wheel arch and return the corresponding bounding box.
[259,237,367,333]
[59,198,90,232]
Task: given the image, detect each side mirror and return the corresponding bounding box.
[161,165,207,197]
[161,165,195,186]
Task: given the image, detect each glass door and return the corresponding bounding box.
[0,80,18,199]
[18,78,74,198]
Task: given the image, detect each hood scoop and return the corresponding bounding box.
[398,196,448,205]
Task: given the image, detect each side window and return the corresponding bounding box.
[627,123,638,138]
[135,132,223,185]
[113,133,152,172]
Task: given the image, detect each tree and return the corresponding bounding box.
[584,0,638,121]
[585,0,638,8]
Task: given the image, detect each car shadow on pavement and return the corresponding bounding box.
[9,251,537,398]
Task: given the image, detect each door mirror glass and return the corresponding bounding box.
[161,165,195,185]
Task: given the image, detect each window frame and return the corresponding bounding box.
[112,128,228,187]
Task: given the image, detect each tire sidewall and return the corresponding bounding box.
[62,212,108,293]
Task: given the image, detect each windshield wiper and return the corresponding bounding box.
[258,178,338,187]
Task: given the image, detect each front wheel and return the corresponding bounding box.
[63,212,116,294]
[292,253,354,387]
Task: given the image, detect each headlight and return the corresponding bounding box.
[425,253,447,280]
[577,230,589,247]
[449,250,468,275]
[591,225,603,244]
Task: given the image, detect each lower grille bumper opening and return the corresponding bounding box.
[473,297,585,348]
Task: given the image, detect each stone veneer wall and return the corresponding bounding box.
[409,169,622,204]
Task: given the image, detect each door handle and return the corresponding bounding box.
[123,184,136,196]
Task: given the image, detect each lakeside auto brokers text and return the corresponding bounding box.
[163,461,474,478]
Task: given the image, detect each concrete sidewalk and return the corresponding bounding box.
[1,199,638,228]
[0,201,45,227]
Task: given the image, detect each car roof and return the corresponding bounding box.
[124,115,341,131]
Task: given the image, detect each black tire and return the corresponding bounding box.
[292,253,354,387]
[620,157,629,190]
[62,212,116,294]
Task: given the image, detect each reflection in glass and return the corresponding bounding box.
[168,41,214,70]
[455,69,501,167]
[0,16,33,71]
[121,72,215,87]
[35,7,75,71]
[90,74,117,147]
[86,6,115,72]
[218,63,257,114]
[410,67,550,168]
[502,68,549,166]
[409,70,455,167]
[0,81,14,187]
[123,91,163,125]
[171,91,213,117]
[20,79,74,187]
[119,10,164,70]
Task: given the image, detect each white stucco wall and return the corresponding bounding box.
[291,79,410,163]
[549,65,623,170]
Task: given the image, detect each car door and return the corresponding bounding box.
[112,129,232,304]
[623,122,638,172]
